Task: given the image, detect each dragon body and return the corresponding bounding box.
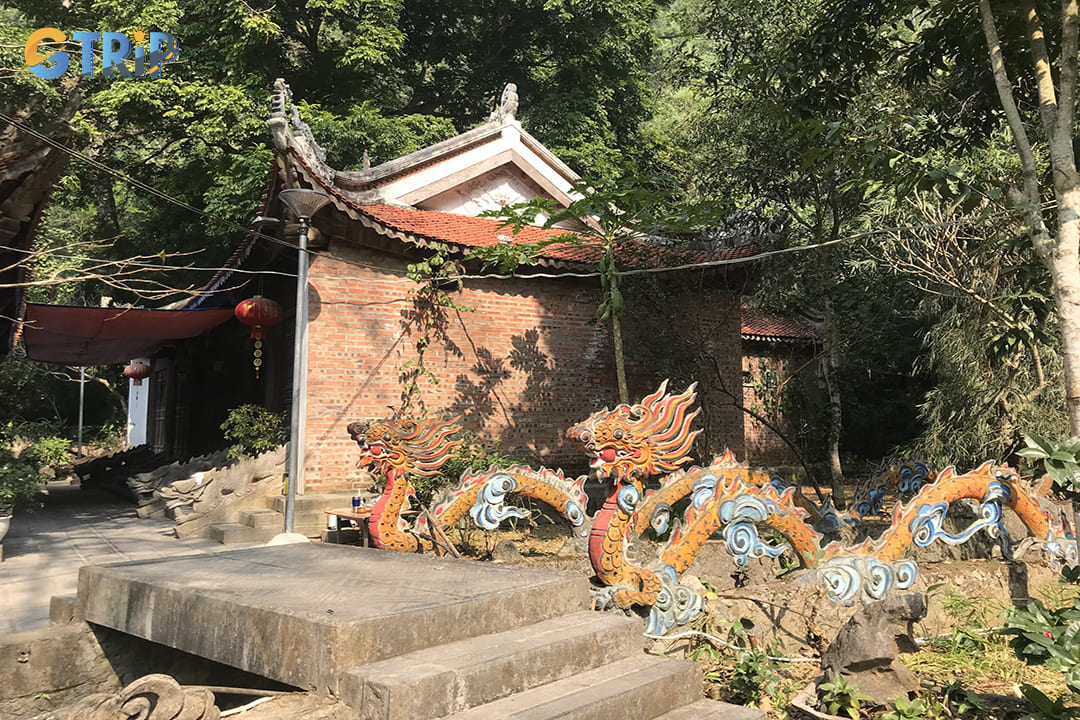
[418,464,588,537]
[566,381,700,609]
[850,458,938,519]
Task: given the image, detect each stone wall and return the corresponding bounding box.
[0,621,288,719]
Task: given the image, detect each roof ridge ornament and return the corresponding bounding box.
[489,83,518,122]
[268,78,336,183]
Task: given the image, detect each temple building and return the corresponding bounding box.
[127,81,758,494]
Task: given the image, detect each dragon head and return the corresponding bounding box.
[346,414,462,478]
[566,380,701,483]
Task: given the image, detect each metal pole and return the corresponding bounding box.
[77,367,85,459]
[285,216,310,533]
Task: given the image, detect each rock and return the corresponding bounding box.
[490,539,522,564]
[557,530,589,557]
[820,592,926,707]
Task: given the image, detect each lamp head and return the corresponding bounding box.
[279,188,332,220]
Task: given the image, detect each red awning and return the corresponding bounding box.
[20,304,235,366]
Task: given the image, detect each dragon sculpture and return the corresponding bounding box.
[347,416,464,552]
[566,381,700,613]
[348,415,589,554]
[348,382,1076,632]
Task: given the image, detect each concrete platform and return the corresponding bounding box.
[78,543,587,693]
[0,483,261,636]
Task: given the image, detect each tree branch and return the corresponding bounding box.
[703,352,824,503]
[1059,0,1079,138]
[1023,0,1060,137]
[979,0,1053,256]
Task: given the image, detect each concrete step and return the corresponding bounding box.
[268,493,355,514]
[439,653,700,720]
[208,522,278,544]
[340,611,642,720]
[654,699,767,720]
[239,508,282,529]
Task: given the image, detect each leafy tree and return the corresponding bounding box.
[773,0,1080,442]
[646,0,918,496]
[2,0,661,441]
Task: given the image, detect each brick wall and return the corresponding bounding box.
[741,341,820,466]
[620,279,747,463]
[300,224,747,493]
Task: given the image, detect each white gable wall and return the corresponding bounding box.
[421,166,549,215]
[376,123,581,215]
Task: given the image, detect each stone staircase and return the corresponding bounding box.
[341,610,763,720]
[77,544,764,720]
[207,492,353,544]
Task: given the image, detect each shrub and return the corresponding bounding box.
[221,405,284,461]
[817,675,872,720]
[25,436,70,470]
[0,449,42,512]
[91,422,127,453]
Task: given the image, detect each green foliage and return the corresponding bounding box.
[5,0,658,314]
[0,449,42,512]
[924,590,996,656]
[220,405,284,461]
[728,649,783,707]
[91,422,127,454]
[1018,434,1080,500]
[400,243,472,413]
[878,696,928,720]
[818,675,872,720]
[1004,597,1080,694]
[1017,684,1080,720]
[941,680,989,718]
[25,436,70,470]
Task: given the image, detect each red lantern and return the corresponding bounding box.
[234,296,283,378]
[234,296,283,340]
[124,361,152,386]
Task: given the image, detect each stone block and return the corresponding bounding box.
[49,594,80,624]
[0,623,121,718]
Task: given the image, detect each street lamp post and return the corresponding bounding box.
[278,188,331,534]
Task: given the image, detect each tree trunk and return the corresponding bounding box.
[94,172,119,238]
[612,313,629,404]
[1046,221,1080,437]
[823,296,845,507]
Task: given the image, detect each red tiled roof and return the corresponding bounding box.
[358,204,758,269]
[741,307,820,342]
[359,204,598,264]
[290,148,758,270]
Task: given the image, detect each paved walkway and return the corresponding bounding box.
[0,483,258,636]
